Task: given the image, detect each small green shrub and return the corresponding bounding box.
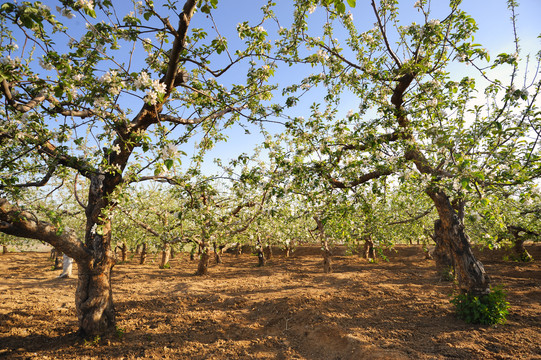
[450,286,509,325]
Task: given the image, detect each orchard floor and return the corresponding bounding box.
[1,245,540,360]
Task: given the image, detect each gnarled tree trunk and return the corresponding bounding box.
[427,189,490,295]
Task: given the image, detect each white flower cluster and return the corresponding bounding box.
[111,144,121,155]
[76,0,94,11]
[161,143,178,159]
[308,5,317,14]
[0,55,21,67]
[316,49,328,61]
[428,19,440,26]
[38,56,53,70]
[133,71,166,105]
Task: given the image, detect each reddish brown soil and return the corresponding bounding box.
[1,245,540,359]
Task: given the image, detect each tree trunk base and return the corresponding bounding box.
[196,251,210,276]
[76,261,116,337]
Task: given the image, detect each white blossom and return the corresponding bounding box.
[76,0,94,10]
[39,57,54,70]
[134,71,151,89]
[111,144,121,155]
[413,1,421,9]
[347,109,354,118]
[428,19,440,26]
[161,143,178,159]
[316,49,328,60]
[152,79,166,94]
[308,5,317,14]
[145,90,158,105]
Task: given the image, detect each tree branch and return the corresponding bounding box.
[0,198,90,261]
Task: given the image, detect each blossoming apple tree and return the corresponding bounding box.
[0,0,277,336]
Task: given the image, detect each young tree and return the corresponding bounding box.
[0,0,274,336]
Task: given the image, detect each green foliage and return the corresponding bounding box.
[450,286,509,325]
[83,335,101,347]
[115,326,126,339]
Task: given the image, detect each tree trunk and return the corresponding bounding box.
[256,234,266,267]
[75,259,115,337]
[196,245,210,275]
[54,249,63,270]
[363,235,376,260]
[427,189,490,295]
[135,243,142,255]
[235,244,242,256]
[510,228,533,262]
[2,245,7,254]
[313,216,332,273]
[76,173,117,337]
[322,241,332,273]
[432,220,455,281]
[119,241,128,263]
[264,244,272,260]
[159,243,171,269]
[140,243,148,265]
[213,242,222,264]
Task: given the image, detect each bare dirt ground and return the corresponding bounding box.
[1,245,540,360]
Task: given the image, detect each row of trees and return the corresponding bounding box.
[1,0,539,336]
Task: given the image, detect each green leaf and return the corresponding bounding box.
[165,159,174,170]
[346,0,356,7]
[335,1,346,14]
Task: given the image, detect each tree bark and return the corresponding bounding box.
[264,244,272,260]
[213,242,222,264]
[510,228,533,262]
[2,245,7,254]
[432,220,455,281]
[135,243,142,255]
[196,246,210,275]
[313,216,332,273]
[363,235,376,260]
[159,243,171,268]
[140,243,148,265]
[256,234,266,267]
[75,259,115,337]
[427,189,490,295]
